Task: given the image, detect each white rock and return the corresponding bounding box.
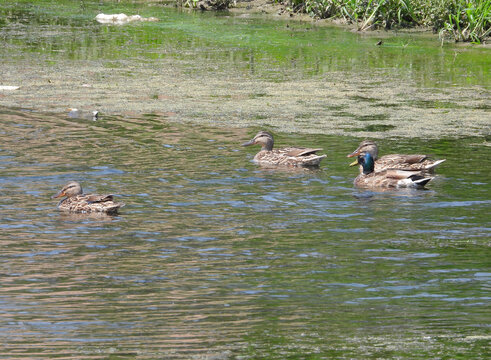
[95,13,158,25]
[0,86,20,91]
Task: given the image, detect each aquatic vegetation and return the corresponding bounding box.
[440,0,491,43]
[280,0,490,43]
[295,0,417,30]
[177,0,235,10]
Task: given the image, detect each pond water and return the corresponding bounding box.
[0,1,490,359]
[0,109,490,359]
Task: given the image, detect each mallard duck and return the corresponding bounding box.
[241,131,326,167]
[53,181,124,214]
[347,140,445,172]
[354,152,433,189]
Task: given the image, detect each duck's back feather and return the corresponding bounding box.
[285,147,324,157]
[354,169,433,188]
[375,155,445,172]
[254,147,326,167]
[58,194,124,214]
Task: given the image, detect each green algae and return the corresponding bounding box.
[0,0,489,139]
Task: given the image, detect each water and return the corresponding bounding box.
[0,109,489,358]
[0,1,490,359]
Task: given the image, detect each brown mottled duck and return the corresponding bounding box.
[354,152,433,189]
[53,181,124,214]
[347,140,445,172]
[242,131,326,167]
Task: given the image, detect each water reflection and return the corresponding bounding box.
[0,107,489,358]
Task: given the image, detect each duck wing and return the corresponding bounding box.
[368,169,432,188]
[86,194,124,213]
[284,147,323,157]
[382,169,425,180]
[60,194,124,214]
[85,194,114,203]
[378,154,427,166]
[389,154,427,163]
[254,148,326,167]
[376,155,446,172]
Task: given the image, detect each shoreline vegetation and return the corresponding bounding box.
[178,0,490,44]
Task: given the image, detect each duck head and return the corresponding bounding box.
[53,181,83,199]
[347,140,379,159]
[357,152,375,175]
[241,131,274,151]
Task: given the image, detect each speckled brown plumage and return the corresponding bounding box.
[53,181,124,214]
[354,153,432,189]
[242,131,326,167]
[347,140,445,172]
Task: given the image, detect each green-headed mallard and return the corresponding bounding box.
[241,131,326,167]
[347,140,445,172]
[53,181,124,214]
[354,152,433,189]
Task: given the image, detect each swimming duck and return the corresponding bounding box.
[53,181,124,214]
[241,131,326,167]
[347,140,445,172]
[354,152,433,189]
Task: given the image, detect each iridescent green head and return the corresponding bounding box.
[357,152,375,175]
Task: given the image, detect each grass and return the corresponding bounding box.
[441,0,491,43]
[278,0,490,43]
[177,0,234,10]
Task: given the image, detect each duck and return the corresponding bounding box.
[241,131,326,167]
[354,152,433,189]
[347,140,445,172]
[53,181,124,214]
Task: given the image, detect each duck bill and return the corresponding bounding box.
[349,159,359,167]
[52,191,65,199]
[241,139,255,147]
[347,149,361,158]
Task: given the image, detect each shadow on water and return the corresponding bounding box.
[0,107,490,358]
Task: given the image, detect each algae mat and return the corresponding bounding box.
[0,0,489,139]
